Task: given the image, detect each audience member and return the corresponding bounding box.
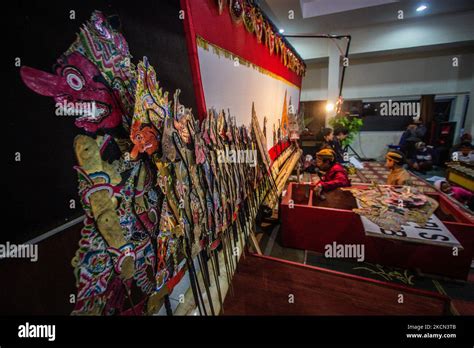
[453,142,474,163]
[315,127,334,152]
[435,180,474,210]
[385,150,412,186]
[399,124,420,159]
[408,141,433,172]
[332,127,349,163]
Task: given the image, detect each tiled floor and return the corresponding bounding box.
[355,161,438,193]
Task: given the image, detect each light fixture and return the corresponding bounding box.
[325,102,335,112]
[416,4,428,12]
[279,28,285,34]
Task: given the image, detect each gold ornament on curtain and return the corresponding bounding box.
[267,25,272,51]
[275,36,281,56]
[229,0,244,24]
[280,40,286,64]
[288,52,295,70]
[217,0,225,15]
[210,0,306,76]
[269,31,275,55]
[263,22,270,48]
[254,11,264,43]
[243,2,255,33]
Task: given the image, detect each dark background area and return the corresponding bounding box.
[346,100,415,131]
[301,99,415,134]
[5,0,196,243]
[302,99,454,133]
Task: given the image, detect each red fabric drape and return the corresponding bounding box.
[187,0,303,87]
[180,0,208,120]
[180,0,303,121]
[269,140,290,161]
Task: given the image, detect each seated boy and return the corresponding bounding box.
[453,142,474,163]
[408,141,433,172]
[385,150,412,186]
[313,148,351,196]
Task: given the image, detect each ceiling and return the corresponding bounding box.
[261,0,474,32]
[259,0,474,60]
[300,0,400,19]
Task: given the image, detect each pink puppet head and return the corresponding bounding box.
[20,52,125,133]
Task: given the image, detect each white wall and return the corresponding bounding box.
[344,53,473,99]
[302,52,474,100]
[197,46,300,150]
[300,64,328,101]
[350,131,404,161]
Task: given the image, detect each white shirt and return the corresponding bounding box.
[455,151,474,163]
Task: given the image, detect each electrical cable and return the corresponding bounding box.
[357,129,369,159]
[330,37,345,56]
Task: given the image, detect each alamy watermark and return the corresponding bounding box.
[380,100,420,118]
[217,148,257,167]
[55,100,99,118]
[324,242,365,262]
[18,322,55,341]
[0,242,38,262]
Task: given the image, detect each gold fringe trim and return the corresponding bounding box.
[196,36,300,89]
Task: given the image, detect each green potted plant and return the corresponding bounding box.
[329,115,364,148]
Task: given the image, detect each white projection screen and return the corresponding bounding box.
[197,45,300,150]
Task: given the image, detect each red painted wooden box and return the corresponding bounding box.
[280,182,474,280]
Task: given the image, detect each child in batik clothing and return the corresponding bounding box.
[385,150,412,186]
[313,148,351,197]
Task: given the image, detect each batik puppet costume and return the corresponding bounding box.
[343,184,439,232]
[129,58,194,309]
[215,109,251,252]
[20,11,160,315]
[19,9,274,316]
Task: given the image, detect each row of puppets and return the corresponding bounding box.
[20,11,280,315]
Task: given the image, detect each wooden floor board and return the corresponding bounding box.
[223,254,449,315]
